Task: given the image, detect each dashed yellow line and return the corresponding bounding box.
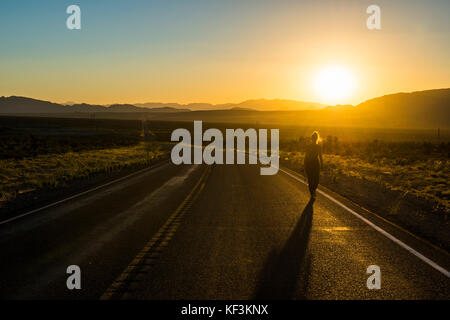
[100,165,211,300]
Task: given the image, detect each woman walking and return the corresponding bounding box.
[304,131,323,199]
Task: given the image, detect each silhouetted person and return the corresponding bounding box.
[304,131,323,199]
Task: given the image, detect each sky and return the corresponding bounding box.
[0,0,449,106]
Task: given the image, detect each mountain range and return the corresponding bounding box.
[0,89,449,128]
[0,97,323,114]
[0,97,191,114]
[133,99,324,111]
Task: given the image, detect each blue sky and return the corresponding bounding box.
[1,0,449,105]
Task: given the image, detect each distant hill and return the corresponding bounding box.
[0,96,72,114]
[107,104,145,112]
[0,97,327,114]
[1,89,448,128]
[0,97,189,114]
[129,89,450,129]
[144,106,190,113]
[236,99,324,111]
[68,103,107,113]
[134,102,194,110]
[134,99,324,111]
[354,88,450,128]
[230,107,255,111]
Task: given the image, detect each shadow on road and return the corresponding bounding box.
[254,198,314,299]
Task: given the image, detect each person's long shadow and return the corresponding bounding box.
[254,198,314,299]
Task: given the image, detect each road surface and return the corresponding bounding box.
[0,162,449,299]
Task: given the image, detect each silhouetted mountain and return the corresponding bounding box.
[0,97,189,114]
[135,102,195,110]
[354,89,450,128]
[237,99,324,111]
[230,107,255,111]
[108,104,189,112]
[69,103,107,113]
[1,89,448,128]
[107,104,146,112]
[144,106,190,113]
[0,96,70,113]
[135,99,324,111]
[125,89,450,128]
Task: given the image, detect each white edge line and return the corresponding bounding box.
[280,167,450,278]
[0,161,168,226]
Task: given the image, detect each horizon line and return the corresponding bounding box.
[2,87,449,110]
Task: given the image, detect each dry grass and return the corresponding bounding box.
[0,142,166,204]
[281,151,449,212]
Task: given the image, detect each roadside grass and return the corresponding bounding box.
[0,142,166,206]
[280,151,449,213]
[281,145,450,250]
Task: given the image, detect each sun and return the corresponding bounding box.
[314,66,355,105]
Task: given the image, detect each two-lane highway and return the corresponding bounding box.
[0,162,204,299]
[0,162,449,299]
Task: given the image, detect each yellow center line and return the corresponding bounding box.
[100,165,212,300]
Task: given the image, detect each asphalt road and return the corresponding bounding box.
[0,162,449,299]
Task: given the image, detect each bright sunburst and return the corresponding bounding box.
[314,66,356,105]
